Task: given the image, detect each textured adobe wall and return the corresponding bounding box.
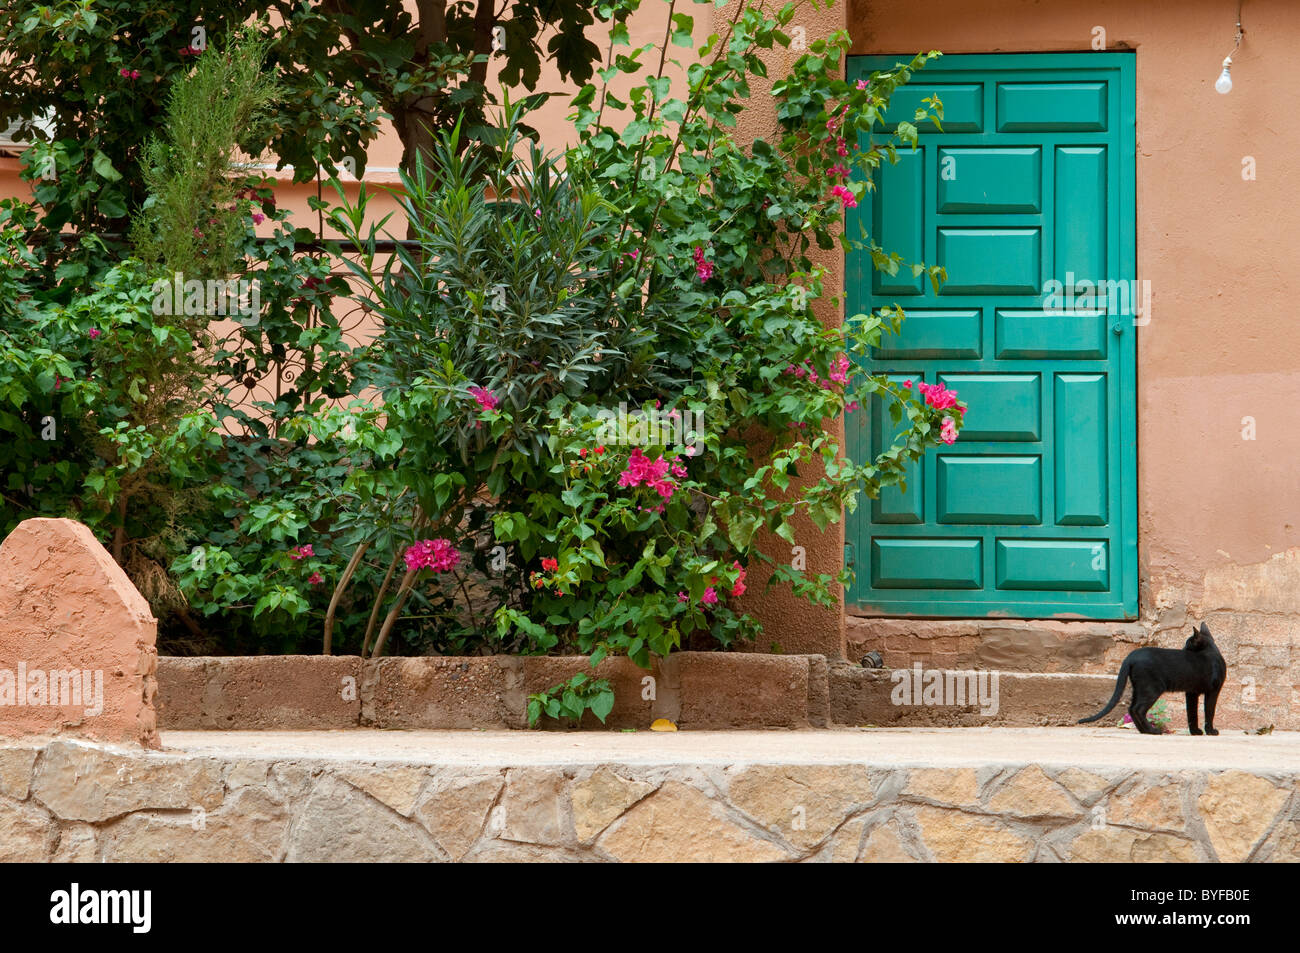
[849,0,1300,618]
[0,519,160,748]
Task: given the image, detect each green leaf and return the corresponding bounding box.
[589,689,615,724]
[91,150,122,183]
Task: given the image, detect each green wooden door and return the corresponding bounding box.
[845,52,1137,619]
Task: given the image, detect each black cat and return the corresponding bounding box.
[1078,622,1227,735]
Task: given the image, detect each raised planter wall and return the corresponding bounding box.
[155,653,831,731]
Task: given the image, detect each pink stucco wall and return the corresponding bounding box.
[850,0,1300,637]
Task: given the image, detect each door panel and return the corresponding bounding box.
[845,53,1137,619]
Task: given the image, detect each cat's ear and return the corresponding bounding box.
[1199,622,1211,637]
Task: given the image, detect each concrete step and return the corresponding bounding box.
[846,616,1150,675]
[829,664,1118,728]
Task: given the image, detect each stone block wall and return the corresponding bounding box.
[2,738,1295,862]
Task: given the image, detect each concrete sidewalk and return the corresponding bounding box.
[157,726,1300,773]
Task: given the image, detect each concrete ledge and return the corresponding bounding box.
[3,728,1296,862]
[360,656,522,730]
[157,653,828,731]
[846,617,1150,674]
[829,665,1117,728]
[156,656,362,729]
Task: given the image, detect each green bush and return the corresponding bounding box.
[0,3,964,728]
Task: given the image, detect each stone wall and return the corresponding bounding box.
[2,734,1296,862]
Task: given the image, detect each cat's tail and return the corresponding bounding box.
[1077,659,1131,724]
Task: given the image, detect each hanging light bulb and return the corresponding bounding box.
[1215,2,1244,94]
[1215,57,1233,94]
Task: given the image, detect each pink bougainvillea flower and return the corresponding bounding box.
[617,447,677,500]
[940,416,958,445]
[541,557,559,572]
[828,353,851,384]
[829,185,858,210]
[467,386,499,411]
[917,381,960,411]
[307,572,324,585]
[855,79,869,91]
[289,544,314,560]
[671,461,688,479]
[692,245,714,282]
[730,561,747,598]
[88,328,101,339]
[403,538,460,573]
[903,380,912,388]
[836,137,849,158]
[534,207,542,218]
[828,164,851,180]
[251,212,265,225]
[701,587,719,606]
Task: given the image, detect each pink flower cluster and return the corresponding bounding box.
[617,448,677,500]
[784,354,851,389]
[916,381,960,411]
[88,328,101,340]
[826,102,855,159]
[677,561,746,608]
[404,538,460,573]
[730,561,747,597]
[829,184,858,209]
[119,68,140,80]
[289,544,314,560]
[940,417,958,445]
[693,246,714,282]
[468,386,499,411]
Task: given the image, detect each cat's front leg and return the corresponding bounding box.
[1186,692,1202,735]
[1204,687,1220,736]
